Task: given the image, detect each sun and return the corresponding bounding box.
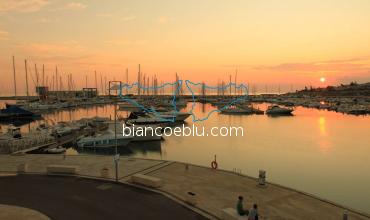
[320,77,326,83]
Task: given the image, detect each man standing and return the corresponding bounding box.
[236,196,249,216]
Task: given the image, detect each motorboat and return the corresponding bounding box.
[78,116,109,131]
[0,105,40,120]
[45,146,66,154]
[149,108,191,122]
[220,106,253,114]
[266,105,293,115]
[236,104,264,115]
[125,111,168,125]
[77,130,133,148]
[53,126,74,137]
[27,102,56,111]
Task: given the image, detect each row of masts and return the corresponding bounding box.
[11,56,116,97]
[11,56,273,97]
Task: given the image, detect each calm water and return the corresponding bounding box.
[1,100,370,213]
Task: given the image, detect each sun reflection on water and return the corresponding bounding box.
[318,116,331,153]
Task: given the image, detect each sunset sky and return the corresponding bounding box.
[1,0,370,95]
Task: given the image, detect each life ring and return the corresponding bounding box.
[211,155,218,169]
[211,161,218,169]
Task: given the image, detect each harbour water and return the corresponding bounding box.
[1,100,370,214]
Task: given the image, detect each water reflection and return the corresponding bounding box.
[319,116,327,136]
[1,100,370,213]
[318,116,331,153]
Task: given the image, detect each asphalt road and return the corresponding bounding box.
[0,175,208,220]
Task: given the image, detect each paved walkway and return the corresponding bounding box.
[148,162,369,220]
[0,204,50,220]
[0,154,369,220]
[0,175,207,220]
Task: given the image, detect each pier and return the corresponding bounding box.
[1,128,88,154]
[11,133,80,154]
[1,154,369,220]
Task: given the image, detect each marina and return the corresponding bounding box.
[0,98,369,216]
[1,1,370,218]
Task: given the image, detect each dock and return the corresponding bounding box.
[11,134,77,155]
[0,154,369,220]
[3,126,90,155]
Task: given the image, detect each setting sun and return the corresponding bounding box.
[320,77,326,83]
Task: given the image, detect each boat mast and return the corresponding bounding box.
[104,76,107,95]
[67,74,70,91]
[46,75,49,90]
[70,74,74,90]
[138,64,141,95]
[35,64,39,88]
[52,75,55,91]
[55,66,58,91]
[94,71,98,94]
[55,66,58,100]
[24,59,29,97]
[235,69,237,95]
[59,76,63,91]
[126,68,128,95]
[229,74,232,95]
[114,90,118,181]
[42,64,45,86]
[12,56,17,97]
[100,74,103,95]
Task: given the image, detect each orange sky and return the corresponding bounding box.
[1,0,370,95]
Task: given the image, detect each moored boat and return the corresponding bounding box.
[149,108,191,122]
[220,106,253,114]
[45,146,66,154]
[0,106,40,120]
[77,130,133,148]
[266,105,293,115]
[125,111,169,126]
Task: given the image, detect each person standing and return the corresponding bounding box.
[236,196,249,216]
[248,204,258,220]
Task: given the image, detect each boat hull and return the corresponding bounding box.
[77,136,133,148]
[266,109,293,115]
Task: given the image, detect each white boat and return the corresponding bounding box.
[77,130,133,148]
[125,112,168,125]
[266,105,293,115]
[53,126,73,137]
[150,108,191,122]
[45,146,66,154]
[27,103,56,111]
[236,104,264,115]
[220,106,253,114]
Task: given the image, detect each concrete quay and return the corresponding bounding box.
[0,154,369,220]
